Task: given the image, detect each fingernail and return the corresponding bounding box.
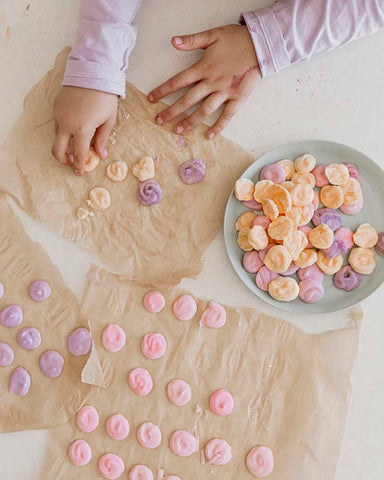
[74,169,81,176]
[207,132,215,140]
[102,148,108,158]
[175,126,184,134]
[67,153,74,165]
[173,36,183,45]
[148,94,154,102]
[156,116,164,126]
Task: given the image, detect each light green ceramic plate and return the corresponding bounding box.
[224,140,384,314]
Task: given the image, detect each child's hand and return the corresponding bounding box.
[52,86,118,175]
[148,25,261,139]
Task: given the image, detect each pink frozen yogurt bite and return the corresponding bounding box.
[259,164,285,183]
[143,291,165,313]
[0,342,14,366]
[102,324,126,352]
[209,389,234,416]
[128,465,154,480]
[28,280,51,302]
[106,414,130,440]
[16,327,41,350]
[128,368,153,396]
[256,267,279,291]
[67,328,92,356]
[172,294,197,321]
[242,199,263,211]
[141,333,167,360]
[298,280,325,303]
[39,350,64,378]
[204,438,232,466]
[280,263,299,276]
[246,446,274,478]
[98,453,125,480]
[169,430,198,457]
[0,304,23,328]
[311,164,329,187]
[200,301,227,329]
[0,282,4,300]
[136,422,162,449]
[166,379,192,407]
[243,251,264,273]
[77,405,99,433]
[298,226,313,248]
[297,265,324,282]
[375,232,384,256]
[251,215,271,230]
[9,367,31,396]
[68,439,92,466]
[344,162,360,180]
[339,195,364,215]
[335,228,354,250]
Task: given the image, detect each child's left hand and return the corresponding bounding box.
[148,24,261,139]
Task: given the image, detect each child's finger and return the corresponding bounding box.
[51,132,71,165]
[171,29,216,51]
[73,132,93,175]
[156,82,211,128]
[206,100,242,139]
[148,65,202,103]
[173,91,227,134]
[93,118,114,159]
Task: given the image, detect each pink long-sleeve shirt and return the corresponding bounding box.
[63,0,384,98]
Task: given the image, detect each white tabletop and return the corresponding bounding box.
[0,0,383,478]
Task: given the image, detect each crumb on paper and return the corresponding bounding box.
[195,404,202,414]
[154,155,160,163]
[5,25,11,41]
[177,135,186,146]
[77,207,94,220]
[24,4,31,15]
[200,449,206,464]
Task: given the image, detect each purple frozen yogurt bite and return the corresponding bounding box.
[375,232,384,256]
[0,282,4,300]
[256,267,279,291]
[28,280,51,302]
[343,163,360,180]
[259,164,285,184]
[0,304,23,328]
[312,208,342,231]
[9,367,31,396]
[0,342,14,367]
[322,237,347,259]
[333,266,362,292]
[67,328,92,357]
[39,350,64,378]
[179,159,206,185]
[16,327,42,351]
[339,195,364,215]
[137,179,163,206]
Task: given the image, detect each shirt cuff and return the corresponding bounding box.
[242,8,291,78]
[63,58,126,98]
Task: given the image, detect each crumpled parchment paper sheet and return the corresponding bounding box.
[0,196,91,432]
[0,48,254,285]
[40,266,362,480]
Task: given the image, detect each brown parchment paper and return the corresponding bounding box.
[41,266,362,480]
[0,196,91,432]
[0,48,254,285]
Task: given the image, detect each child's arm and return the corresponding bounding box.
[149,0,384,138]
[242,0,384,78]
[52,0,141,175]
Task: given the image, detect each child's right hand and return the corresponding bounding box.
[52,86,118,175]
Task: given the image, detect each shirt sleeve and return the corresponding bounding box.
[63,0,141,98]
[242,0,384,78]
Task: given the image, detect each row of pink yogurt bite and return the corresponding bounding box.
[0,280,92,396]
[234,154,384,302]
[69,288,274,478]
